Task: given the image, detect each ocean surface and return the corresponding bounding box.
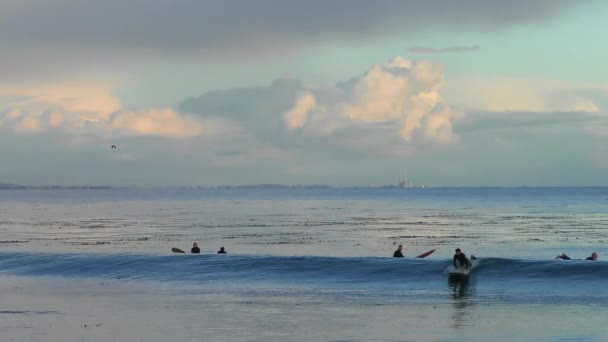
[1,187,607,341]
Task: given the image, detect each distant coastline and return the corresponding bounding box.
[0,183,426,190]
[213,184,332,189]
[0,183,336,190]
[1,181,433,190]
[0,183,121,190]
[2,183,607,190]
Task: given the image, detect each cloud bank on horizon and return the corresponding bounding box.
[1,0,607,186]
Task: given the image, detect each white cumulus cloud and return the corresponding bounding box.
[284,57,457,144]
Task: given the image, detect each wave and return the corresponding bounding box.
[1,253,607,286]
[474,257,608,280]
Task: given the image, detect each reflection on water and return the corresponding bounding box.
[449,275,470,299]
[449,275,477,329]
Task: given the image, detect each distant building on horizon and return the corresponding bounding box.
[398,176,411,188]
[397,175,426,188]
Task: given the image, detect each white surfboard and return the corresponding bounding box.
[447,258,478,276]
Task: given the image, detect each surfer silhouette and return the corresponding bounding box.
[111,145,117,149]
[393,245,404,258]
[217,247,227,254]
[586,252,598,260]
[453,248,470,268]
[555,252,598,260]
[191,242,200,254]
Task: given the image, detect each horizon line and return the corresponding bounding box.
[2,183,608,190]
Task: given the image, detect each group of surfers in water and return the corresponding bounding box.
[555,252,598,260]
[190,242,227,254]
[392,244,599,268]
[393,245,475,268]
[186,242,599,265]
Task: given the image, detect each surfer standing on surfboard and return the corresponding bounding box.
[453,248,470,268]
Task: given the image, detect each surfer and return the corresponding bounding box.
[191,242,200,254]
[555,252,598,260]
[393,245,404,258]
[453,248,470,268]
[217,247,227,254]
[586,252,598,260]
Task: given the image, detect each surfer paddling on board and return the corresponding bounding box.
[586,252,598,261]
[453,248,470,268]
[217,247,227,254]
[393,245,404,258]
[556,252,598,260]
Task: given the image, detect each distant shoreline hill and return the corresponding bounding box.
[0,183,118,190]
[207,184,429,189]
[0,183,333,190]
[213,184,333,189]
[0,183,27,189]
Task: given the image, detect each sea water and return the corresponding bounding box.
[1,187,607,341]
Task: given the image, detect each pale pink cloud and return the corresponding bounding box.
[0,82,122,116]
[0,82,208,138]
[445,77,606,112]
[284,93,316,130]
[109,109,205,137]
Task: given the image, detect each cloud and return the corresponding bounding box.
[0,82,122,115]
[408,45,480,54]
[180,79,304,146]
[0,0,596,80]
[181,56,458,160]
[444,77,608,113]
[456,111,608,133]
[445,77,608,143]
[284,57,458,144]
[0,83,206,138]
[109,109,205,137]
[284,93,316,130]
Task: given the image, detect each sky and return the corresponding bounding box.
[1,0,608,187]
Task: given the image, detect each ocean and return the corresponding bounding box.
[1,187,607,341]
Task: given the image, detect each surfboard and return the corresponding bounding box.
[416,249,436,258]
[447,258,478,276]
[171,247,186,253]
